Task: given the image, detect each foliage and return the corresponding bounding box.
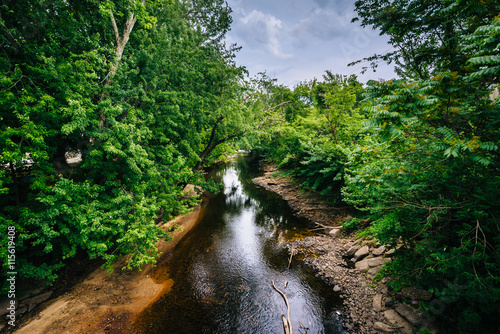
[0,0,245,288]
[252,73,369,201]
[342,2,500,332]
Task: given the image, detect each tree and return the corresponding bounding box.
[343,2,500,332]
[352,0,500,79]
[0,0,244,287]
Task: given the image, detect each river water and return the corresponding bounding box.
[133,154,344,333]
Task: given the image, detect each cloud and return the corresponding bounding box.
[234,10,294,59]
[311,0,354,12]
[291,8,354,48]
[225,0,396,86]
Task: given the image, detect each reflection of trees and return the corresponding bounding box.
[202,154,310,241]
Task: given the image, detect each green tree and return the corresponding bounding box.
[343,2,500,332]
[0,0,244,287]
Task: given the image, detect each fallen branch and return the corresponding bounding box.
[272,280,293,334]
[287,247,295,270]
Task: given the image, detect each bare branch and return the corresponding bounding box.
[109,10,120,45]
[272,280,293,334]
[262,100,290,113]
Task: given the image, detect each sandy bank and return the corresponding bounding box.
[10,202,204,334]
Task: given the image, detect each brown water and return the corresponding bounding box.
[133,154,344,333]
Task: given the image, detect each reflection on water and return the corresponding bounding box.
[133,155,344,333]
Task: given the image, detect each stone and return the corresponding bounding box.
[372,245,387,256]
[373,322,395,332]
[400,286,433,301]
[346,245,359,257]
[368,266,381,276]
[384,249,396,256]
[334,285,342,292]
[383,309,414,334]
[373,294,384,312]
[22,291,53,307]
[329,228,342,237]
[354,245,370,260]
[368,257,391,268]
[352,237,364,246]
[384,297,394,307]
[395,304,425,327]
[354,258,370,271]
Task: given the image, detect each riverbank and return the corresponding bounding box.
[3,191,204,334]
[252,161,438,334]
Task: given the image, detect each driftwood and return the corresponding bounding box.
[287,246,295,270]
[272,280,293,334]
[309,222,335,232]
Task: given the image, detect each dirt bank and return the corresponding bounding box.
[6,199,205,334]
[252,161,437,334]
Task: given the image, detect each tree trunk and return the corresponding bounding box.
[100,0,146,129]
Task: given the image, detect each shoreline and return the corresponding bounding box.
[252,161,437,334]
[6,200,204,334]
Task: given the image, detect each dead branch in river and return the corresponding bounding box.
[272,280,293,334]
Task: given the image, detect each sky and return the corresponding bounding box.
[224,0,397,87]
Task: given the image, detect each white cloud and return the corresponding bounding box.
[291,8,353,48]
[235,10,294,59]
[225,0,396,86]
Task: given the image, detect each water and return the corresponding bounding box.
[133,154,344,333]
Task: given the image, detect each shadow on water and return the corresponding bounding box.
[133,154,345,334]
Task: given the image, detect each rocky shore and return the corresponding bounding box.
[252,161,438,334]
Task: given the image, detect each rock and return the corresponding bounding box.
[354,245,370,260]
[345,245,359,257]
[368,257,391,267]
[368,266,382,276]
[355,258,370,271]
[383,309,414,334]
[334,285,342,292]
[373,294,384,312]
[384,297,394,308]
[372,245,387,256]
[384,249,396,256]
[329,228,342,237]
[22,291,53,307]
[395,303,425,326]
[374,321,395,332]
[400,286,433,301]
[352,237,364,246]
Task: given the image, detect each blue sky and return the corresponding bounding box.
[225,0,397,86]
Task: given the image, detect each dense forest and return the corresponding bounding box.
[1,0,499,333]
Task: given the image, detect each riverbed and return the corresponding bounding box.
[132,154,345,333]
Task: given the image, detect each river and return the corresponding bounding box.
[133,154,344,333]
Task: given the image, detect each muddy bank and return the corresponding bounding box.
[252,162,438,334]
[5,198,204,334]
[252,162,351,225]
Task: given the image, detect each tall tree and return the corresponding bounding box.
[343,1,500,332]
[0,0,244,286]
